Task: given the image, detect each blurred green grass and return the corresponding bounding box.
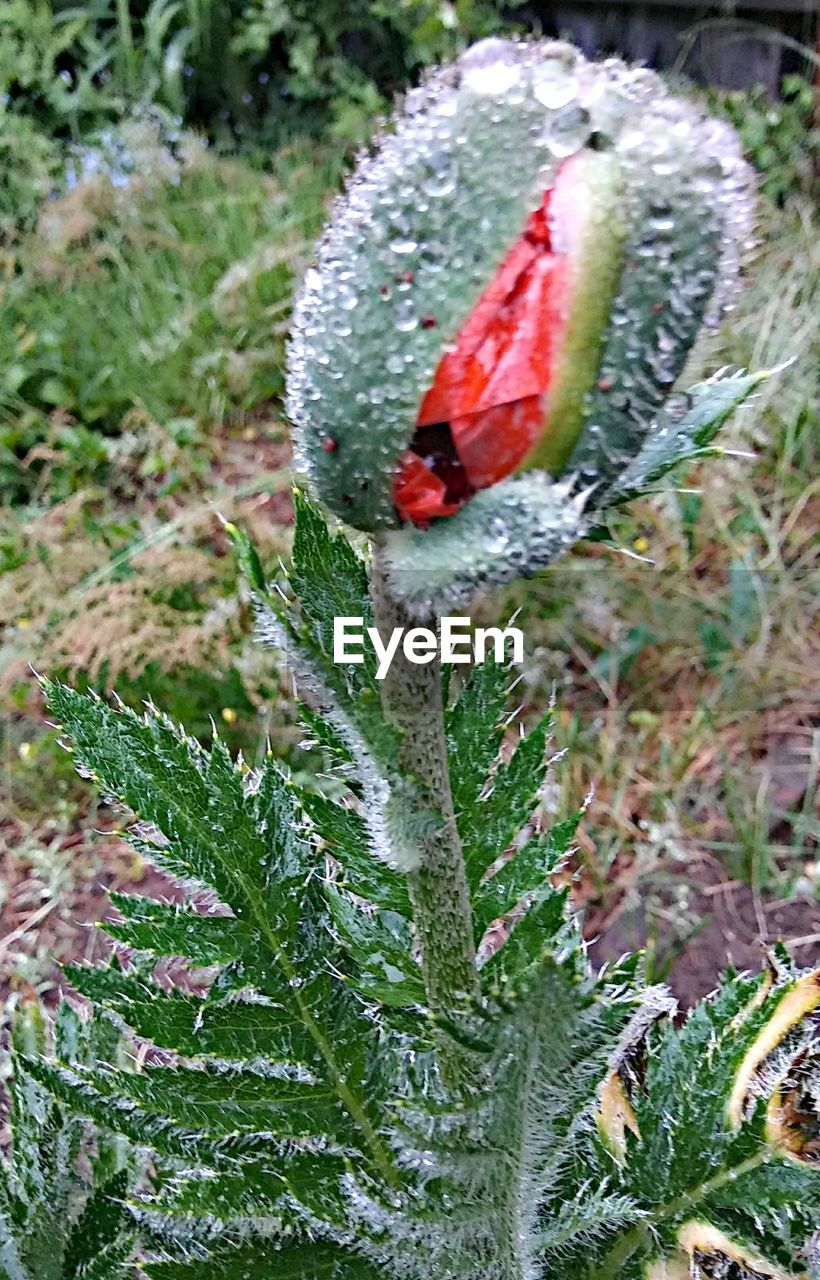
[0,121,339,505]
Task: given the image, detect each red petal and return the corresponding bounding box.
[450,394,546,490]
[393,451,464,525]
[394,161,581,525]
[416,190,572,430]
[417,234,541,426]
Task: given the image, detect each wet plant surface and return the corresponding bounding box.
[0,35,816,1043]
[2,205,817,1012]
[0,27,818,1273]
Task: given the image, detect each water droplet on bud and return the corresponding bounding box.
[422,153,457,198]
[459,38,521,96]
[544,105,591,157]
[532,64,577,110]
[389,236,418,256]
[394,300,418,332]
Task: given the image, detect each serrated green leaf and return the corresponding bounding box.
[535,1187,642,1253]
[146,1151,349,1229]
[251,504,400,769]
[63,1168,132,1276]
[702,1159,820,1266]
[65,963,318,1066]
[144,1239,383,1279]
[415,955,637,1280]
[473,816,579,937]
[298,703,354,768]
[289,490,376,685]
[479,886,571,997]
[445,659,509,824]
[301,791,410,915]
[105,894,246,967]
[580,969,820,1279]
[45,685,306,943]
[459,715,551,891]
[0,1008,139,1280]
[20,1057,204,1162]
[327,889,424,1008]
[629,972,772,1198]
[44,684,398,1185]
[76,1232,137,1280]
[78,1060,356,1145]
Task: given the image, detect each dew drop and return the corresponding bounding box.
[390,236,418,256]
[532,64,578,111]
[459,38,522,96]
[486,516,510,554]
[422,155,457,199]
[544,105,591,157]
[394,300,418,332]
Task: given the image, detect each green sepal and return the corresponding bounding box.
[380,367,773,615]
[380,472,589,615]
[291,50,597,531]
[565,111,743,487]
[524,148,627,475]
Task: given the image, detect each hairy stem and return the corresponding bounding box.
[369,542,479,1030]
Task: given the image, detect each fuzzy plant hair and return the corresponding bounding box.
[9,35,819,1280]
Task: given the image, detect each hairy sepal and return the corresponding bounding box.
[524,148,627,475]
[379,366,769,615]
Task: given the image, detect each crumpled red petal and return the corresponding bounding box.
[394,178,573,525]
[392,452,464,524]
[449,395,546,490]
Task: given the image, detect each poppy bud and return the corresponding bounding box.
[288,39,756,608]
[290,40,752,523]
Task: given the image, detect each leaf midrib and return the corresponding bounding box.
[586,1148,772,1279]
[73,708,399,1191]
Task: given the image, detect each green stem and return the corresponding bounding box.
[369,543,479,1029]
